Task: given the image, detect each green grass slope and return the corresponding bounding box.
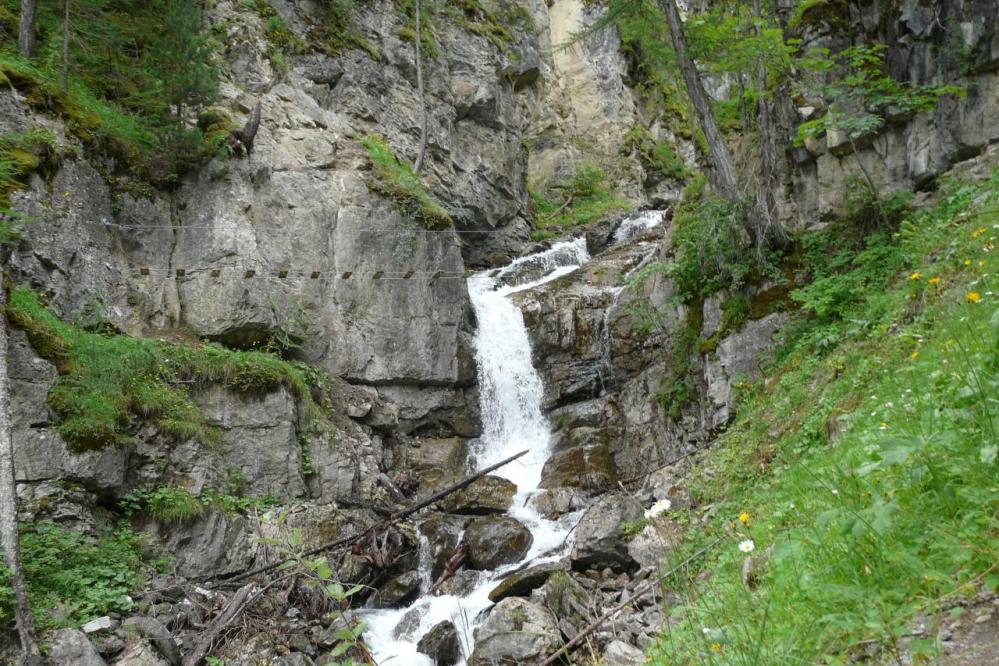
[648,163,999,664]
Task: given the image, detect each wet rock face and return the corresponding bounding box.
[468,597,561,666]
[463,515,533,570]
[417,620,463,666]
[442,475,516,515]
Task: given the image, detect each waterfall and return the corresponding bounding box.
[362,238,590,665]
[612,209,667,244]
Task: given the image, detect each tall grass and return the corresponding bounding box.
[648,168,999,663]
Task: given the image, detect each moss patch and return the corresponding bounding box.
[8,287,331,451]
[360,133,452,229]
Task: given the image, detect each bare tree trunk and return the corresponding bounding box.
[18,0,38,58]
[412,0,428,175]
[657,0,739,199]
[61,0,71,91]
[0,282,42,663]
[753,0,779,246]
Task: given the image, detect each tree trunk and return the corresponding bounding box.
[18,0,38,58]
[753,0,779,245]
[0,282,42,663]
[412,0,428,175]
[657,0,739,199]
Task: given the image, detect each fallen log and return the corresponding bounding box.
[218,449,528,585]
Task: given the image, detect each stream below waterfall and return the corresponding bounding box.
[363,212,665,665]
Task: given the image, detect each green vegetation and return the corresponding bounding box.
[650,167,999,663]
[622,123,689,181]
[7,287,331,451]
[360,133,452,229]
[442,0,536,51]
[121,486,281,524]
[310,0,381,60]
[0,522,145,629]
[0,0,220,183]
[795,44,963,148]
[529,164,631,241]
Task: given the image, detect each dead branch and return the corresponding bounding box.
[428,543,468,596]
[236,101,261,157]
[218,449,528,585]
[538,537,725,666]
[183,582,255,666]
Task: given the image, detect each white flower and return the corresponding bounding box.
[644,499,672,519]
[738,540,755,553]
[702,627,712,635]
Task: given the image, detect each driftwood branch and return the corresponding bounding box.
[538,537,725,666]
[183,582,255,666]
[219,449,528,585]
[427,543,467,596]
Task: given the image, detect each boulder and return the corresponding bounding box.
[442,475,516,514]
[369,570,422,609]
[463,516,533,570]
[46,628,106,666]
[538,570,592,637]
[539,444,617,492]
[417,620,463,666]
[570,493,643,571]
[627,524,675,570]
[603,639,645,665]
[488,561,568,603]
[468,598,561,666]
[120,617,181,666]
[419,513,469,579]
[112,640,169,666]
[534,487,589,519]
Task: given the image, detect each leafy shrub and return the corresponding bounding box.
[0,523,145,629]
[529,163,631,240]
[360,133,452,229]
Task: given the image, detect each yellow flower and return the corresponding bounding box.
[910,351,919,361]
[880,422,889,431]
[739,512,750,524]
[967,291,982,304]
[964,259,973,266]
[909,272,922,281]
[928,277,941,285]
[979,260,986,267]
[711,643,722,652]
[972,226,988,238]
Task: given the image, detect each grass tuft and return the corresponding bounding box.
[360,133,452,229]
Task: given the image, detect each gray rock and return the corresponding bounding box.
[46,628,107,666]
[442,475,516,515]
[539,443,617,492]
[111,640,168,666]
[463,516,533,570]
[120,617,180,666]
[603,639,645,665]
[143,508,255,579]
[82,616,115,634]
[468,598,561,666]
[570,493,643,572]
[419,513,469,579]
[369,570,422,609]
[417,620,463,666]
[627,524,674,570]
[538,570,593,638]
[488,561,568,603]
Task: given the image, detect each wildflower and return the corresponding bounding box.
[967,291,982,304]
[880,422,889,431]
[909,272,922,281]
[702,628,712,635]
[831,489,839,495]
[910,351,920,361]
[972,227,987,238]
[964,259,973,266]
[739,511,750,525]
[644,498,672,519]
[711,643,722,652]
[738,539,755,553]
[979,260,986,267]
[928,277,941,285]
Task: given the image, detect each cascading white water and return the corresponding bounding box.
[362,238,590,665]
[612,209,667,244]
